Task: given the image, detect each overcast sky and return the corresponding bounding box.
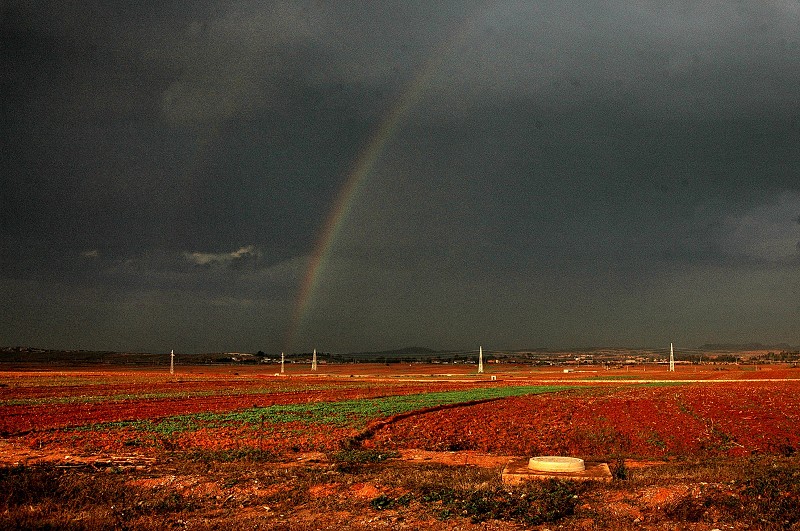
[2,1,799,353]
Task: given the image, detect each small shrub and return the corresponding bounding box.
[370,493,411,510]
[371,493,394,510]
[611,457,630,481]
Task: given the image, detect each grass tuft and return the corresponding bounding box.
[181,447,278,463]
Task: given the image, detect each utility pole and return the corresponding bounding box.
[478,346,484,374]
[170,349,174,375]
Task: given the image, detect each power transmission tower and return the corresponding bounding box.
[669,343,675,372]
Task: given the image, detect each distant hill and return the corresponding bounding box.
[334,346,455,362]
[699,343,796,351]
[0,347,226,365]
[0,346,483,365]
[347,346,438,357]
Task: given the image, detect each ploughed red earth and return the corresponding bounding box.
[1,363,798,460]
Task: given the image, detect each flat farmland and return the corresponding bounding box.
[1,363,799,530]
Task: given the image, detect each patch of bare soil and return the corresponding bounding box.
[0,438,156,468]
[397,448,513,468]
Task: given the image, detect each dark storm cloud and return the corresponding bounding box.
[338,108,800,269]
[2,1,799,352]
[2,0,380,272]
[345,2,796,127]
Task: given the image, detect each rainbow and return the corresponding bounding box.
[285,11,481,350]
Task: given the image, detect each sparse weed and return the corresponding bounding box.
[182,447,277,463]
[370,493,412,510]
[417,479,582,525]
[330,448,399,464]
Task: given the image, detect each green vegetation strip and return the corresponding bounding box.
[1,383,378,406]
[578,376,693,383]
[85,385,573,435]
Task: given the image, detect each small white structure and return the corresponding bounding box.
[281,352,285,374]
[478,346,484,374]
[528,456,585,473]
[503,455,611,484]
[311,348,317,371]
[170,349,174,375]
[669,343,675,372]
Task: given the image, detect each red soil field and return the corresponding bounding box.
[2,364,799,462]
[368,381,800,459]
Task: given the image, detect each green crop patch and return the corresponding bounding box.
[0,383,365,407]
[84,385,573,434]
